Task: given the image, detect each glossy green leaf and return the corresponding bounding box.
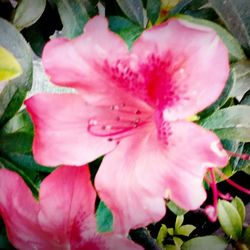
[177,15,246,62]
[51,0,98,38]
[0,18,32,126]
[108,16,143,47]
[2,152,53,173]
[96,201,113,233]
[115,0,144,26]
[176,225,196,237]
[230,61,250,100]
[12,0,46,30]
[156,224,168,248]
[0,47,22,81]
[146,0,161,24]
[209,0,250,55]
[199,70,235,119]
[175,215,184,229]
[181,236,227,250]
[232,196,246,224]
[217,200,242,240]
[200,106,250,142]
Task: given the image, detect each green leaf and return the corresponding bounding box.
[0,157,39,197]
[0,110,33,153]
[167,201,187,215]
[146,0,161,24]
[209,0,250,55]
[12,0,46,30]
[0,235,13,249]
[108,16,143,48]
[173,236,183,248]
[2,152,53,173]
[156,224,168,248]
[200,106,250,142]
[175,215,184,229]
[232,196,246,224]
[181,236,227,250]
[51,0,98,38]
[217,200,242,240]
[242,226,250,246]
[199,70,235,119]
[96,201,113,233]
[115,0,144,26]
[176,225,196,237]
[0,18,32,126]
[230,61,250,100]
[0,47,22,81]
[177,15,246,62]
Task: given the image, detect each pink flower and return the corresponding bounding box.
[0,166,142,249]
[25,16,229,234]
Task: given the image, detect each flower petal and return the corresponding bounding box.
[131,18,229,118]
[42,15,128,103]
[38,165,97,246]
[95,122,228,234]
[25,93,116,166]
[0,169,52,249]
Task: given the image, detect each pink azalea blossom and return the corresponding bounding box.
[25,16,229,234]
[0,166,142,249]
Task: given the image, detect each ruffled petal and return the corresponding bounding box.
[42,16,128,103]
[38,165,97,246]
[95,122,228,234]
[25,93,116,166]
[0,169,53,249]
[131,18,229,118]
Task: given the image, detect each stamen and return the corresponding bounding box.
[226,150,250,160]
[214,168,250,195]
[87,103,151,141]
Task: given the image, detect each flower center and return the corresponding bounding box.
[104,53,187,110]
[87,103,151,142]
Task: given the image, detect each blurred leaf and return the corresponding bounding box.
[230,61,250,100]
[0,235,13,249]
[199,70,235,119]
[168,228,174,236]
[165,245,177,250]
[232,196,246,224]
[181,236,227,250]
[156,224,168,248]
[0,46,22,81]
[0,18,32,126]
[169,0,208,16]
[12,0,46,30]
[241,90,250,105]
[115,0,144,26]
[51,0,98,38]
[242,226,250,246]
[200,106,250,142]
[217,200,242,240]
[209,0,250,55]
[176,225,196,237]
[108,16,143,47]
[146,0,160,24]
[173,236,183,248]
[96,201,113,233]
[167,201,187,215]
[178,15,246,62]
[175,215,184,229]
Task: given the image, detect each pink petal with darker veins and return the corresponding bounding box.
[0,166,142,250]
[95,121,228,235]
